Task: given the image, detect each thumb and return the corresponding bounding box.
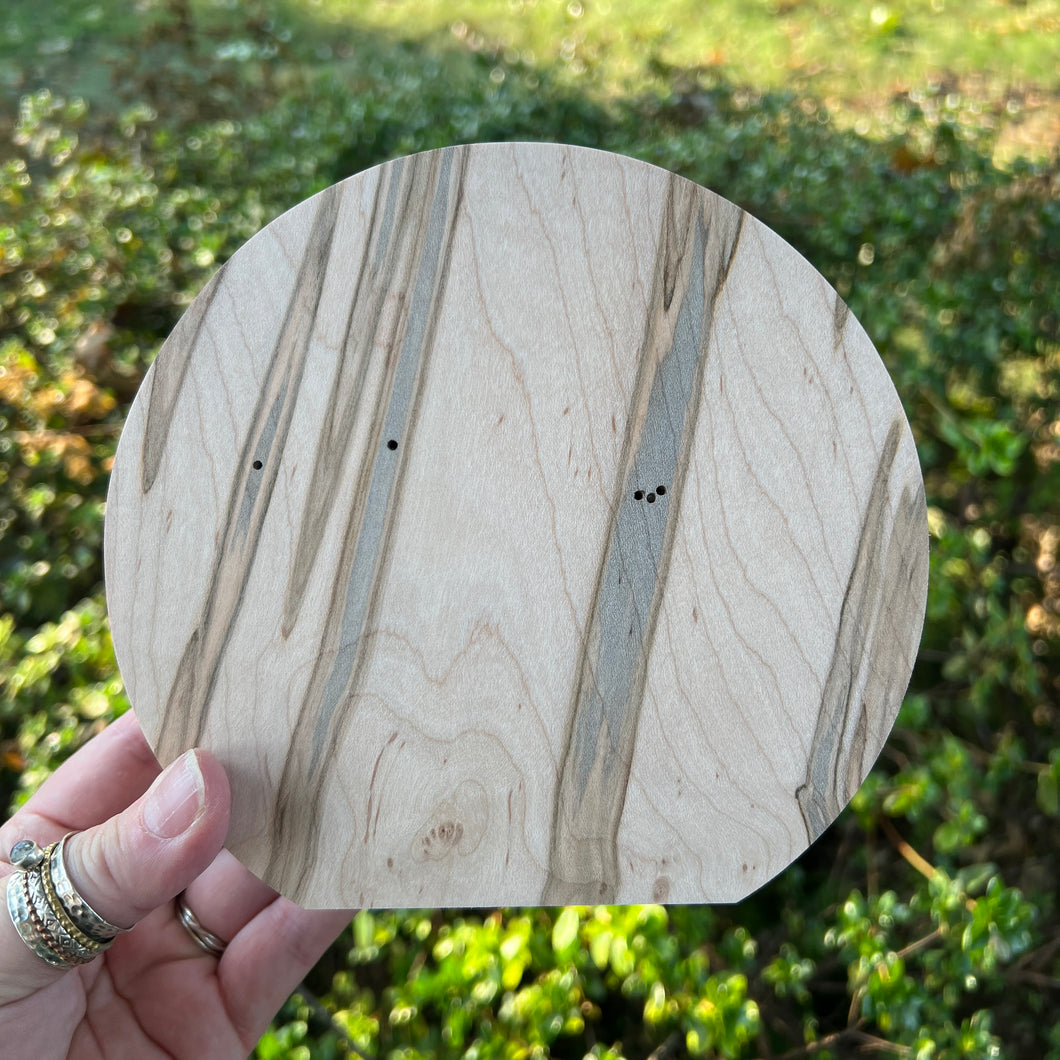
[63,748,231,931]
[0,749,230,1001]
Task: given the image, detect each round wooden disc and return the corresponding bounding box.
[105,143,928,908]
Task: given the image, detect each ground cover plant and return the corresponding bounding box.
[1,1,1057,1057]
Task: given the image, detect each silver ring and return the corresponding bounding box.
[6,836,113,968]
[49,833,129,940]
[176,892,228,957]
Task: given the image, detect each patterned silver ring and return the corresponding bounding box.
[49,833,129,941]
[176,891,228,957]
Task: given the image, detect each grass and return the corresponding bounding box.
[326,0,1060,93]
[2,0,1058,160]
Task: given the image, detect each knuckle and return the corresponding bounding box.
[70,822,143,927]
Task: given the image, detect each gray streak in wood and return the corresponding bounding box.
[266,148,468,897]
[796,418,927,841]
[544,181,744,903]
[140,264,226,494]
[155,188,342,762]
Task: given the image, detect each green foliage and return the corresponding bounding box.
[0,595,127,802]
[1,3,1058,1058]
[315,907,762,1057]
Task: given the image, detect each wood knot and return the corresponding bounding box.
[411,780,487,863]
[419,820,464,859]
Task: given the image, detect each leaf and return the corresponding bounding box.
[353,910,375,950]
[552,907,580,955]
[590,929,612,969]
[254,1031,284,1060]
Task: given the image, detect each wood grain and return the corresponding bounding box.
[105,143,928,908]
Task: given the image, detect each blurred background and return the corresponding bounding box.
[1,1,1058,1056]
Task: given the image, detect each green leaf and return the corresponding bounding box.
[590,929,612,969]
[552,907,580,955]
[353,910,374,950]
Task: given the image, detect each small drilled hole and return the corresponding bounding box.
[386,439,398,451]
[252,460,263,470]
[657,485,666,496]
[633,490,644,501]
[647,492,656,503]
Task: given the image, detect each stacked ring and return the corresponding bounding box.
[48,834,127,941]
[6,834,128,969]
[176,892,228,957]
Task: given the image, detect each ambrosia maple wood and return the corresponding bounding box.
[105,143,928,908]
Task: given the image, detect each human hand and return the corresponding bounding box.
[0,710,353,1058]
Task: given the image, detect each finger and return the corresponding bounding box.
[0,749,230,999]
[219,899,354,1051]
[0,712,160,855]
[180,849,278,947]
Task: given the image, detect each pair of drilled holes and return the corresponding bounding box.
[633,485,667,504]
[250,439,398,472]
